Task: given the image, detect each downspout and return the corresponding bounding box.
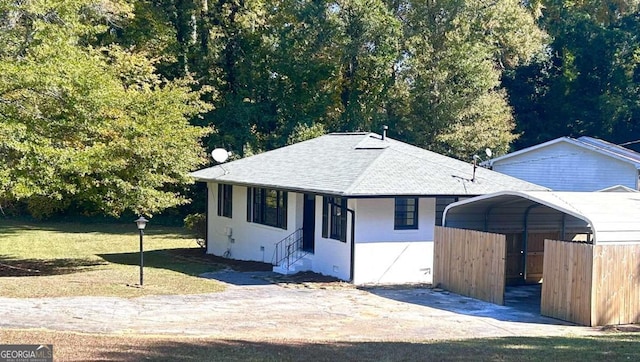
[522,204,540,283]
[328,199,356,282]
[347,207,355,282]
[561,213,566,240]
[205,183,210,253]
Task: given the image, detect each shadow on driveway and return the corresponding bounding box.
[364,283,571,326]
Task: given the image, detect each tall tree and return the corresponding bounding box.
[505,0,640,149]
[0,0,211,217]
[393,0,547,159]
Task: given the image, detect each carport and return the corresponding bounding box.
[435,191,640,326]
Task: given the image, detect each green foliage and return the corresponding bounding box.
[286,123,327,145]
[101,0,547,162]
[183,213,207,240]
[393,0,545,159]
[0,0,211,217]
[0,0,556,221]
[505,0,640,149]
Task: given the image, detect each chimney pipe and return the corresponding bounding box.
[382,125,388,140]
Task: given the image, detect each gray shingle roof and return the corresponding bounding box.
[190,133,548,196]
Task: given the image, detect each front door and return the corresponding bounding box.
[302,194,315,253]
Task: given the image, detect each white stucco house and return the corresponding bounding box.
[190,132,546,285]
[484,136,640,191]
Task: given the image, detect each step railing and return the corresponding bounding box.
[272,228,307,270]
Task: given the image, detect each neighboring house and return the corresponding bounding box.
[190,132,546,285]
[484,136,640,191]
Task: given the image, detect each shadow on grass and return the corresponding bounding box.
[0,219,193,237]
[0,255,106,277]
[97,248,233,277]
[94,334,640,362]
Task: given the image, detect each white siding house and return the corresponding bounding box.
[485,136,640,191]
[191,132,547,285]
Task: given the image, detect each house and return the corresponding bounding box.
[438,191,640,326]
[484,136,640,191]
[190,132,546,285]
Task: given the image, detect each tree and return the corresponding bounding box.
[393,0,547,159]
[0,0,211,217]
[505,0,640,149]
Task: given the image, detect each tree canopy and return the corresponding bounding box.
[5,0,637,218]
[504,0,640,149]
[0,0,211,217]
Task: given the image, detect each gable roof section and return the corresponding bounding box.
[190,133,547,197]
[485,136,640,169]
[443,191,640,243]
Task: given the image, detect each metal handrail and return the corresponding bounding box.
[272,228,307,270]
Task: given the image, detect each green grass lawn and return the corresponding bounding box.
[0,220,226,297]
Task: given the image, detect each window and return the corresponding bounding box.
[435,196,468,226]
[247,187,287,229]
[435,197,457,226]
[217,184,232,218]
[322,197,347,242]
[395,197,418,230]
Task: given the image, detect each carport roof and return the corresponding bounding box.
[443,191,640,244]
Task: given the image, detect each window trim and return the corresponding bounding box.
[247,187,288,229]
[394,197,418,230]
[323,196,347,242]
[217,184,233,218]
[435,196,460,227]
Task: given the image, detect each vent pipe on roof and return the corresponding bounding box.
[382,125,388,140]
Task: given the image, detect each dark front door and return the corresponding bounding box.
[302,194,315,253]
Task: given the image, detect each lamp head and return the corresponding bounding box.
[135,216,149,230]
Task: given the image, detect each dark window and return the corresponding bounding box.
[395,197,418,230]
[435,196,461,226]
[217,184,232,218]
[323,197,347,242]
[247,187,287,229]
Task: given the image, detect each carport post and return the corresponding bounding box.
[522,205,539,283]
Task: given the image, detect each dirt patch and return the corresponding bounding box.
[169,249,348,288]
[601,324,640,333]
[264,271,352,289]
[166,248,273,272]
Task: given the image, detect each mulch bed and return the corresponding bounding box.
[167,248,274,272]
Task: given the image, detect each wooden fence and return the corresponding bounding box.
[542,240,640,326]
[592,243,640,326]
[434,226,506,305]
[541,239,593,326]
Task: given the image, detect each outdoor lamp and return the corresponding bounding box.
[136,216,149,230]
[134,216,149,286]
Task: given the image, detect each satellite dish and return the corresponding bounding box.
[485,148,492,158]
[211,148,229,163]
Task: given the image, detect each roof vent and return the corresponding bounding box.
[382,125,388,140]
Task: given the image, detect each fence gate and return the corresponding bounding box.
[434,226,506,305]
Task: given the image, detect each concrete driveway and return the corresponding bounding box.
[0,271,597,341]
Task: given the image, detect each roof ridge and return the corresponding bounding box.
[576,136,640,164]
[342,147,389,195]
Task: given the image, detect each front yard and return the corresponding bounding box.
[1,220,639,361]
[0,220,227,297]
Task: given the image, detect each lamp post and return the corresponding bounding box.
[135,216,149,286]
